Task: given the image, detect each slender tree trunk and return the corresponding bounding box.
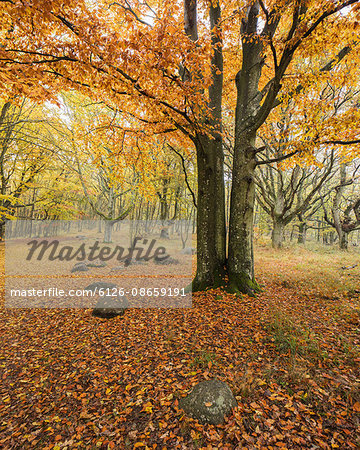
[0,221,5,240]
[159,178,170,238]
[329,231,335,245]
[104,186,115,243]
[298,221,307,244]
[333,164,348,250]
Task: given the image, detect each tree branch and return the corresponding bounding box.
[256,150,298,166]
[167,144,197,208]
[273,46,352,108]
[323,139,360,145]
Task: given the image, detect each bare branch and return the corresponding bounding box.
[168,144,197,208]
[256,150,298,166]
[109,1,152,27]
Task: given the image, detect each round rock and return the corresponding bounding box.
[154,256,179,265]
[71,262,89,273]
[86,259,107,268]
[110,266,124,272]
[180,247,196,255]
[128,259,146,266]
[178,378,237,425]
[91,295,128,319]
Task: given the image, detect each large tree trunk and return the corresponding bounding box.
[340,232,348,250]
[104,220,114,243]
[188,0,227,291]
[272,187,286,248]
[272,219,285,249]
[192,135,226,291]
[209,0,226,268]
[227,3,262,296]
[228,135,260,295]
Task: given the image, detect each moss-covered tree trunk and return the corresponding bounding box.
[228,134,260,296]
[340,232,349,250]
[226,3,263,296]
[192,135,226,291]
[187,0,346,294]
[190,1,227,291]
[298,221,307,244]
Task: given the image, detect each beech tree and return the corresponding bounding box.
[323,162,360,249]
[253,75,360,248]
[256,151,337,248]
[1,0,360,293]
[0,99,55,237]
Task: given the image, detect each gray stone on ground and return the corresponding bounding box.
[109,260,146,271]
[86,259,107,268]
[76,235,87,239]
[131,259,147,265]
[154,256,179,265]
[110,265,124,272]
[85,259,107,267]
[160,228,170,239]
[71,262,89,273]
[92,295,128,319]
[178,378,237,425]
[180,247,196,255]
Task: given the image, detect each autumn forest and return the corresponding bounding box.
[0,0,360,448]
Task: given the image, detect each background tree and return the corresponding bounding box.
[323,161,360,249]
[0,99,57,237]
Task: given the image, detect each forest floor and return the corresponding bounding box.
[0,244,359,449]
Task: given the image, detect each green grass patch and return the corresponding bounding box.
[264,310,322,359]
